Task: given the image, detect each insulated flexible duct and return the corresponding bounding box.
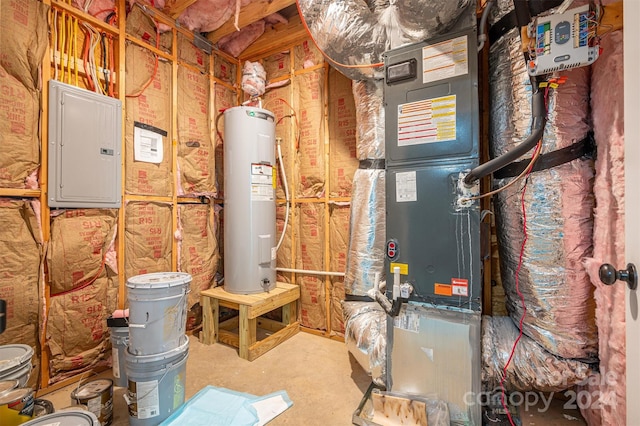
[296,0,470,80]
[489,0,597,361]
[482,316,592,392]
[344,80,386,296]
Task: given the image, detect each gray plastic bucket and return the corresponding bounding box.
[0,345,33,387]
[20,409,99,425]
[110,327,129,387]
[124,336,188,426]
[126,272,191,355]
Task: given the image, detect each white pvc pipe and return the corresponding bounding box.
[276,267,345,277]
[276,138,290,251]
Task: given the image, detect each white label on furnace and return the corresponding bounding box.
[251,163,274,201]
[134,126,163,163]
[396,171,417,203]
[394,308,420,332]
[271,247,277,261]
[136,380,160,419]
[397,95,456,146]
[422,35,468,84]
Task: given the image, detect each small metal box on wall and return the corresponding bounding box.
[48,80,122,208]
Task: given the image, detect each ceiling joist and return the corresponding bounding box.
[207,0,296,44]
[240,14,308,60]
[164,0,200,18]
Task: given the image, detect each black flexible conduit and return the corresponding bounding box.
[463,78,548,185]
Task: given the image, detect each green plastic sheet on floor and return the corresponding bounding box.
[160,386,293,426]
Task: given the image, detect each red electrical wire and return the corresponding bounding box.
[82,28,95,91]
[126,22,160,98]
[498,141,541,426]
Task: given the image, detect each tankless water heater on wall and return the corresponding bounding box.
[48,81,122,208]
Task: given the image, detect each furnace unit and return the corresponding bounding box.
[383,4,482,424]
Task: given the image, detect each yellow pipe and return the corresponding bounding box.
[60,10,66,81]
[74,16,79,85]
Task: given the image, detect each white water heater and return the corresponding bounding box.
[223,106,277,294]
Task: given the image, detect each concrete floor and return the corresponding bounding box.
[41,332,586,425]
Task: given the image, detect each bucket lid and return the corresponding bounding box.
[126,272,192,289]
[0,379,19,397]
[71,379,113,400]
[125,335,190,365]
[0,387,33,404]
[20,409,99,425]
[0,344,34,372]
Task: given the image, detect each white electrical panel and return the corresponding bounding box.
[48,81,122,208]
[527,4,600,76]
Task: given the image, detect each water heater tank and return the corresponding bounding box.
[223,106,277,294]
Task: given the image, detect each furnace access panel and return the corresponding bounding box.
[48,81,122,208]
[384,27,481,311]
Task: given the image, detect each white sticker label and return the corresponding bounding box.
[452,278,469,296]
[397,95,456,146]
[112,347,120,378]
[86,395,101,418]
[422,35,468,84]
[394,308,420,333]
[134,126,164,163]
[271,247,277,261]
[136,380,160,419]
[400,286,410,299]
[251,163,274,201]
[396,171,417,203]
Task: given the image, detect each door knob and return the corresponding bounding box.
[599,263,638,290]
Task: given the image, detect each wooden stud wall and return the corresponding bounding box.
[0,0,241,392]
[242,42,355,341]
[1,0,360,392]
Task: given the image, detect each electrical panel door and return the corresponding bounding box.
[48,81,122,208]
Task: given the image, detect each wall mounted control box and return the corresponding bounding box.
[48,81,122,208]
[527,4,600,76]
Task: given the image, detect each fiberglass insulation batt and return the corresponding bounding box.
[580,29,626,426]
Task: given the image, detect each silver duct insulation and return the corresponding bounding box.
[353,80,385,160]
[345,80,386,296]
[489,2,597,361]
[343,301,387,386]
[297,0,470,80]
[345,169,386,296]
[482,316,592,392]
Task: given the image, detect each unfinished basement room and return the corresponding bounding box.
[0,0,638,425]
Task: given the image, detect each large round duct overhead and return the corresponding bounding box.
[297,0,471,80]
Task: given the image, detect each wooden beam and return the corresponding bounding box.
[240,15,308,61]
[207,0,296,44]
[0,189,40,197]
[164,0,199,18]
[521,1,623,52]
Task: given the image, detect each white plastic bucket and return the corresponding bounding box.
[126,272,191,355]
[0,345,33,387]
[110,326,129,387]
[124,336,189,426]
[20,409,99,425]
